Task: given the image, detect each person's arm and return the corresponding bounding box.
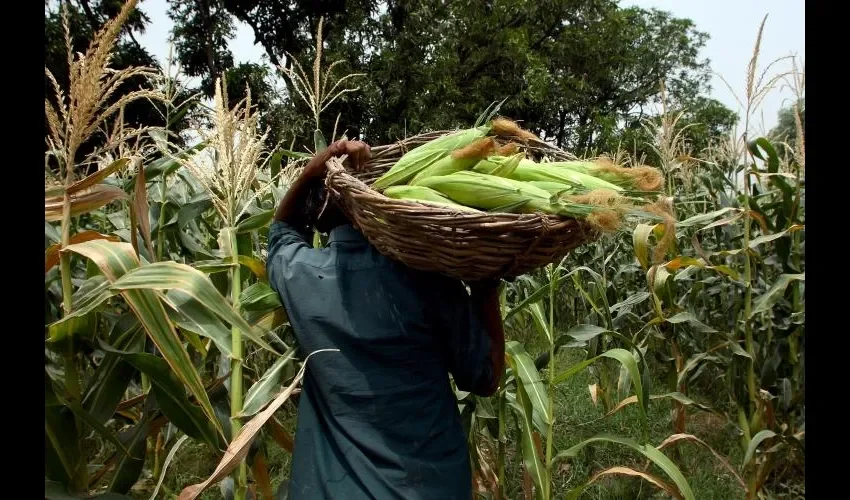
[273,139,371,226]
[469,281,505,396]
[438,277,505,398]
[267,139,371,291]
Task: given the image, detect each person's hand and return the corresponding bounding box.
[303,139,371,179]
[338,139,371,173]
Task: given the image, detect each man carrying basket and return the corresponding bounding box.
[267,139,506,499]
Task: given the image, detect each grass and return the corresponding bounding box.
[499,346,745,499]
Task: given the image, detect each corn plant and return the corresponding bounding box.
[44,2,294,499]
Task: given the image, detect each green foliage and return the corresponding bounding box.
[770,99,805,158]
[44,2,803,499]
[166,0,731,156]
[168,0,236,97]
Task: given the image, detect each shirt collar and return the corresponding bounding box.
[328,224,367,245]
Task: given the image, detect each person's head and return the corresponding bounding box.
[304,178,349,234]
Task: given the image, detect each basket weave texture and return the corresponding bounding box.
[324,131,599,282]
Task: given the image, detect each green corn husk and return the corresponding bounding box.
[512,159,624,192]
[544,160,664,192]
[372,125,491,190]
[526,181,580,197]
[383,185,478,211]
[408,155,479,185]
[408,137,498,184]
[471,153,524,178]
[417,171,596,217]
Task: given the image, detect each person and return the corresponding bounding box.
[266,139,505,499]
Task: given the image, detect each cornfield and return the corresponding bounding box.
[44,2,804,499]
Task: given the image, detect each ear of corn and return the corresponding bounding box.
[372,125,491,190]
[408,155,480,185]
[417,171,589,217]
[544,160,664,192]
[513,159,624,191]
[383,185,478,211]
[472,153,524,178]
[408,136,499,184]
[526,181,579,197]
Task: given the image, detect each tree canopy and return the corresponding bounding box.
[47,0,740,160]
[770,99,804,158]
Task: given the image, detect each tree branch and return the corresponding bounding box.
[76,0,101,31]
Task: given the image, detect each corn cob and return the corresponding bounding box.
[471,153,524,178]
[408,137,497,185]
[417,171,599,217]
[383,185,479,211]
[372,125,491,190]
[512,159,624,191]
[526,181,579,196]
[544,160,664,191]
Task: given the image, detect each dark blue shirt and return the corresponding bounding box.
[266,221,492,499]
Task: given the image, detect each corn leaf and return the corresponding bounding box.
[109,261,279,354]
[149,435,190,500]
[45,185,128,221]
[657,434,746,490]
[665,312,717,333]
[677,207,741,228]
[554,348,647,426]
[601,349,646,425]
[241,282,288,330]
[45,385,81,486]
[506,342,551,435]
[163,289,233,359]
[506,351,549,499]
[45,231,120,273]
[525,303,552,344]
[751,273,805,317]
[240,347,299,417]
[565,466,682,500]
[47,311,97,344]
[178,350,333,500]
[554,435,694,500]
[236,209,275,233]
[108,415,151,494]
[505,283,551,320]
[132,160,155,258]
[743,429,778,468]
[63,240,223,439]
[82,318,145,424]
[67,158,130,194]
[237,255,267,281]
[100,340,220,448]
[139,142,206,183]
[178,196,213,229]
[241,282,284,313]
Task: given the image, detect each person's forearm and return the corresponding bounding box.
[273,169,322,227]
[274,144,341,226]
[274,139,369,226]
[471,286,505,395]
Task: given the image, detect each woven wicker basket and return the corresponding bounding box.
[324,131,599,282]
